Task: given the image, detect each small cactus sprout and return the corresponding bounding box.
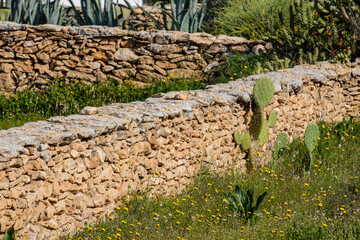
[253,77,275,109]
[304,124,320,153]
[234,131,242,145]
[268,110,277,128]
[273,133,288,160]
[241,133,252,150]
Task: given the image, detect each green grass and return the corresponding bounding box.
[0,53,279,130]
[59,118,360,240]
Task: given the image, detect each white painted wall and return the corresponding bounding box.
[60,0,143,7]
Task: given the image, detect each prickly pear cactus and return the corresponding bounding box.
[268,110,277,128]
[232,77,278,169]
[253,77,274,109]
[234,131,242,145]
[304,124,320,153]
[241,133,252,150]
[273,133,288,160]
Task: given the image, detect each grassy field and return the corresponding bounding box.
[58,118,360,240]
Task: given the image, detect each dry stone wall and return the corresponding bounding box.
[0,62,359,239]
[0,22,271,96]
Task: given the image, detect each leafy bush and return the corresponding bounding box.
[313,0,360,60]
[210,0,291,40]
[210,0,359,62]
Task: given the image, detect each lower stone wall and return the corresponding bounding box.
[0,62,359,239]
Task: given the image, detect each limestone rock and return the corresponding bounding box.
[252,44,267,55]
[34,64,49,74]
[167,69,201,79]
[206,44,227,54]
[134,31,153,43]
[113,48,139,62]
[92,51,108,61]
[189,33,216,46]
[229,44,250,52]
[154,31,176,44]
[66,71,96,82]
[214,35,246,45]
[148,44,182,55]
[36,52,51,64]
[0,51,14,58]
[155,61,177,69]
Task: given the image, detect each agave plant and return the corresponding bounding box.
[68,0,132,27]
[1,223,15,240]
[136,0,207,33]
[223,185,267,220]
[8,0,68,25]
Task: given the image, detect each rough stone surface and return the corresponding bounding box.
[0,61,359,239]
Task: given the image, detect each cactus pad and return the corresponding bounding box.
[249,109,266,140]
[268,110,277,128]
[241,132,252,150]
[258,124,268,145]
[234,131,242,145]
[305,124,320,152]
[253,77,274,109]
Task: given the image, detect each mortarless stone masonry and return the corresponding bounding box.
[0,61,359,239]
[0,22,271,97]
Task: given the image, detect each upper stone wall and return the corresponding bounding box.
[0,61,359,239]
[0,22,271,96]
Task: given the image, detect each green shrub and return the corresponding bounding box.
[274,0,355,62]
[313,0,360,60]
[210,0,358,63]
[210,0,291,40]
